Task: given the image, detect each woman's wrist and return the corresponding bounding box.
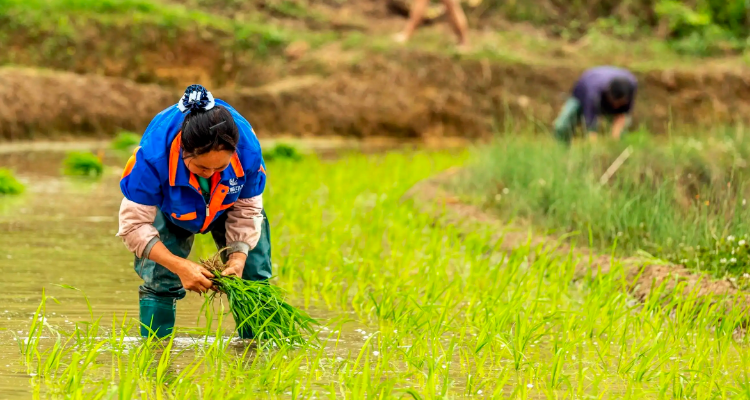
[166,256,187,275]
[228,251,247,263]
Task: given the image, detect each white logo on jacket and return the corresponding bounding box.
[228,178,243,194]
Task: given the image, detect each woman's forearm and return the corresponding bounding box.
[147,241,186,274]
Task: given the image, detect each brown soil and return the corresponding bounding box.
[5,51,750,141]
[0,68,173,141]
[4,1,750,140]
[403,168,750,316]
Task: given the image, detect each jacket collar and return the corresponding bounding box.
[168,132,245,189]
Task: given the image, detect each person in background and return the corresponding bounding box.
[393,0,469,50]
[117,84,271,339]
[553,66,638,143]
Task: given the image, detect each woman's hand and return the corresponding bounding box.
[147,241,214,293]
[175,259,215,293]
[222,253,247,278]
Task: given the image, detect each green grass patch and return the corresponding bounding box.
[0,0,298,78]
[63,151,104,177]
[110,131,141,151]
[0,168,24,195]
[452,128,750,278]
[262,143,303,162]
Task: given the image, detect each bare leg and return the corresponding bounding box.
[442,0,469,47]
[395,0,430,43]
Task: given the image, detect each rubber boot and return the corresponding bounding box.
[139,296,176,338]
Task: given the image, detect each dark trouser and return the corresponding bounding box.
[135,209,272,338]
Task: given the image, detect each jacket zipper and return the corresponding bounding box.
[203,180,221,228]
[186,173,222,231]
[187,175,210,217]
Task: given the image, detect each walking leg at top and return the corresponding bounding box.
[394,0,430,43]
[394,0,469,48]
[442,0,469,49]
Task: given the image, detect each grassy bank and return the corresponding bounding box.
[4,0,750,142]
[452,128,750,279]
[0,0,312,86]
[16,150,750,399]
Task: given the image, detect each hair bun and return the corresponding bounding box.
[177,84,216,113]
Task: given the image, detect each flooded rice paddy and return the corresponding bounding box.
[0,144,749,399]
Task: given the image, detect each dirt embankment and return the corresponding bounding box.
[0,69,174,140]
[4,51,750,141]
[3,0,750,141]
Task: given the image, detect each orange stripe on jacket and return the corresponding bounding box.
[121,146,141,180]
[230,152,244,178]
[201,184,229,232]
[188,173,201,193]
[171,212,197,221]
[209,171,221,193]
[169,132,182,186]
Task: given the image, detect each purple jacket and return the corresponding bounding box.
[572,66,637,131]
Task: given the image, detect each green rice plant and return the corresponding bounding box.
[262,143,303,162]
[200,249,318,347]
[63,151,104,177]
[12,149,750,399]
[0,168,24,195]
[452,128,750,278]
[110,131,141,151]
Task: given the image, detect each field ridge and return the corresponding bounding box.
[404,167,750,316]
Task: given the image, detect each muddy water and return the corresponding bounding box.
[0,150,156,396]
[0,137,463,399]
[0,145,375,398]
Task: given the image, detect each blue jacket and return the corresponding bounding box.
[120,99,266,234]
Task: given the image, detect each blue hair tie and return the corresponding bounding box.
[177,84,215,113]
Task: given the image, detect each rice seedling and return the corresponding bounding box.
[200,249,318,347]
[7,148,750,399]
[62,151,104,177]
[262,143,303,162]
[110,131,141,151]
[0,168,24,194]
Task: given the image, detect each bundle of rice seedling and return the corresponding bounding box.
[201,249,318,347]
[111,131,141,151]
[263,143,303,162]
[63,151,104,177]
[0,168,24,195]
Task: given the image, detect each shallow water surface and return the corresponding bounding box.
[1,145,747,399]
[0,149,372,398]
[0,150,189,396]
